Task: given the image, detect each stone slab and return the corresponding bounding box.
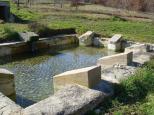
[53,66,101,91]
[97,52,133,69]
[23,85,106,115]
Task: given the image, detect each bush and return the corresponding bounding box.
[99,60,154,114]
[114,59,154,103]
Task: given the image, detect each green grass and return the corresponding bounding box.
[47,17,154,43]
[0,3,154,43]
[95,59,154,115]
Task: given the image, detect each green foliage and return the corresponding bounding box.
[100,60,154,114]
[10,2,41,22]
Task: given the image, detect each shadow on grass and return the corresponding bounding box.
[12,14,32,24]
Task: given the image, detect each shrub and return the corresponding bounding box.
[114,59,154,103]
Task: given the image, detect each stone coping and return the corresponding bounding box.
[54,66,99,77]
[0,34,77,47]
[0,68,14,76]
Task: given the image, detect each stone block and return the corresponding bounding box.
[0,69,15,98]
[23,85,105,115]
[79,31,95,46]
[109,34,122,44]
[97,52,133,69]
[19,32,39,42]
[53,66,101,91]
[108,34,123,51]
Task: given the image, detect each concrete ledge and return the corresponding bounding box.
[53,66,101,91]
[97,52,133,69]
[0,34,79,57]
[0,92,22,115]
[23,85,106,115]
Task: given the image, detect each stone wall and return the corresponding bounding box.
[53,66,101,91]
[97,52,133,69]
[0,35,79,57]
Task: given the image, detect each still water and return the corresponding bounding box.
[0,47,116,107]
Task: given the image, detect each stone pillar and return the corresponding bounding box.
[79,31,95,46]
[108,34,123,52]
[0,69,16,100]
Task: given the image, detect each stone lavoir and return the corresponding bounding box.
[0,31,153,115]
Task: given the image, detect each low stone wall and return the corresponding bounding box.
[53,66,101,91]
[0,84,107,115]
[97,52,133,69]
[0,34,79,57]
[0,69,16,100]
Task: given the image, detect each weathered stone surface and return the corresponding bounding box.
[79,31,95,46]
[53,66,101,91]
[97,52,133,69]
[108,34,123,51]
[19,32,39,42]
[0,69,15,97]
[109,34,122,44]
[101,65,136,84]
[0,35,78,57]
[0,92,22,115]
[125,43,149,54]
[23,85,106,115]
[133,52,154,65]
[147,43,154,51]
[93,37,104,47]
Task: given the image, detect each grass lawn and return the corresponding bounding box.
[0,3,154,43]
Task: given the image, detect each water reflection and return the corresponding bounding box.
[0,47,116,107]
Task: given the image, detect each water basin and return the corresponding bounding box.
[0,47,116,107]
